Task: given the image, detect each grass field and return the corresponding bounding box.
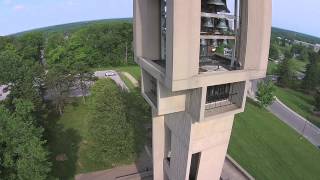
[229,100,320,180]
[45,98,91,179]
[274,86,320,127]
[119,72,136,90]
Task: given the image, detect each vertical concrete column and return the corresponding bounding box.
[152,110,166,180]
[196,143,230,180]
[170,134,191,180]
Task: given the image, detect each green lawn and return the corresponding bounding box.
[229,100,320,180]
[45,98,91,179]
[274,86,320,127]
[116,66,141,80]
[119,72,136,90]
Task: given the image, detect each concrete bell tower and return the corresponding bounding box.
[133,0,272,179]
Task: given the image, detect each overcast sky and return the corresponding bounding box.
[1,0,320,38]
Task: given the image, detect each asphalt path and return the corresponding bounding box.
[268,99,320,147]
[94,70,129,92]
[249,80,320,147]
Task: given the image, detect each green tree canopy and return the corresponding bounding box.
[256,80,276,107]
[88,79,135,166]
[302,52,319,92]
[278,58,296,87]
[0,100,51,180]
[269,44,279,60]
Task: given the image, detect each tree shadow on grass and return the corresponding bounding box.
[43,107,82,180]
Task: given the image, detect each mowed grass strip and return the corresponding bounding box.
[229,100,320,180]
[274,86,320,127]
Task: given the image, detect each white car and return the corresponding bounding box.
[105,72,116,77]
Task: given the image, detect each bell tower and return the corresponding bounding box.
[134,0,272,179]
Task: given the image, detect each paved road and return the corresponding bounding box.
[249,80,320,147]
[95,70,129,92]
[268,99,320,147]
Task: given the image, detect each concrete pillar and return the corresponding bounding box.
[152,111,165,180]
[170,134,191,180]
[196,143,230,180]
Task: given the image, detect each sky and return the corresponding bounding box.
[1,0,320,38]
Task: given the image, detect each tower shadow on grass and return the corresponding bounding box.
[122,88,153,173]
[44,107,82,180]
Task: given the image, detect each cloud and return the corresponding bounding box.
[13,4,25,11]
[66,0,74,6]
[3,0,12,5]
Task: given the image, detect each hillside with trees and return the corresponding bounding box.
[1,18,320,179]
[0,19,136,179]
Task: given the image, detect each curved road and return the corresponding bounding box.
[249,80,320,147]
[268,99,320,147]
[94,70,129,92]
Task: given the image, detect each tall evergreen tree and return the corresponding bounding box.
[302,52,319,92]
[278,58,295,87]
[269,44,279,60]
[315,90,320,111]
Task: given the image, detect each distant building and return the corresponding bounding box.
[293,40,320,52]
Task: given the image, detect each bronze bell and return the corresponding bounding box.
[215,0,230,13]
[212,39,218,48]
[207,0,225,6]
[201,39,208,46]
[223,39,228,45]
[217,19,228,31]
[202,17,214,28]
[200,39,208,57]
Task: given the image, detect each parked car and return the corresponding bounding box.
[105,72,116,77]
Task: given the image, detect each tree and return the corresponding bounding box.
[256,80,276,107]
[269,44,279,60]
[0,45,45,114]
[0,100,51,180]
[301,52,319,92]
[315,90,320,111]
[15,32,45,65]
[278,58,295,87]
[88,79,135,165]
[283,49,293,59]
[46,65,74,115]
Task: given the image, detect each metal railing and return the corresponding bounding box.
[205,83,243,110]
